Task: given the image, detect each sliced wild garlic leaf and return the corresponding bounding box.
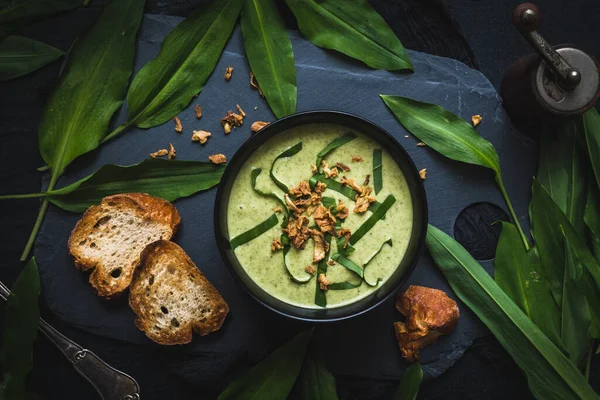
[426,224,600,400]
[583,108,600,190]
[329,281,361,290]
[281,234,311,283]
[363,238,391,286]
[331,253,363,278]
[584,182,600,242]
[251,168,288,227]
[310,174,356,200]
[2,258,40,400]
[121,0,244,131]
[494,222,563,351]
[10,159,225,212]
[349,195,395,245]
[393,362,422,400]
[218,329,312,400]
[241,0,296,118]
[0,36,63,81]
[230,214,279,250]
[271,142,303,193]
[315,234,333,307]
[373,148,382,194]
[297,353,339,400]
[381,94,529,250]
[0,0,83,39]
[285,0,412,71]
[320,196,337,209]
[316,132,356,167]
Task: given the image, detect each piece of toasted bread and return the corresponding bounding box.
[129,241,229,344]
[68,193,181,299]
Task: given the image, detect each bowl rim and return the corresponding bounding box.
[214,110,428,322]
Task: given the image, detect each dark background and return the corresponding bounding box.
[0,0,599,399]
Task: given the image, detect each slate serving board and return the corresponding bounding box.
[34,14,537,382]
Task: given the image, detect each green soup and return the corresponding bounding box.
[227,124,413,308]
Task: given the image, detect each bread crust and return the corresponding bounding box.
[68,193,181,299]
[129,241,229,345]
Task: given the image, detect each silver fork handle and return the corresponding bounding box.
[0,281,140,400]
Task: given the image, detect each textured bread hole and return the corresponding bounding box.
[171,318,180,328]
[167,265,176,274]
[93,216,111,229]
[161,306,169,314]
[90,242,97,248]
[148,275,154,285]
[107,201,116,206]
[79,240,87,246]
[110,268,122,278]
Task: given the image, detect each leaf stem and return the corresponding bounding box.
[101,120,134,144]
[496,175,530,251]
[0,192,48,200]
[20,199,50,262]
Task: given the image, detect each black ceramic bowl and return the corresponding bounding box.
[214,111,428,321]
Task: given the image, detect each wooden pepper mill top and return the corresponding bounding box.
[501,3,599,129]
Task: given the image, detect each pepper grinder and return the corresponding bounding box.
[500,3,599,132]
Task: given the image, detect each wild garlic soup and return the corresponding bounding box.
[227,124,413,308]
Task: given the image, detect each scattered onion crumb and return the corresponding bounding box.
[417,142,426,147]
[209,153,227,164]
[173,116,183,133]
[224,66,233,81]
[305,265,316,275]
[419,168,427,180]
[351,155,364,163]
[168,143,176,160]
[327,259,335,266]
[472,115,482,127]
[273,207,282,213]
[192,130,211,144]
[251,121,269,133]
[195,104,202,119]
[150,149,168,158]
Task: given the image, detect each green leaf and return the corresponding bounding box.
[583,108,600,190]
[218,329,312,400]
[240,0,296,118]
[494,222,563,351]
[0,0,83,39]
[0,36,63,81]
[39,0,144,179]
[393,363,422,400]
[26,158,224,212]
[381,94,529,250]
[297,354,339,400]
[531,179,593,368]
[230,214,279,250]
[122,0,243,130]
[426,224,599,400]
[362,238,391,286]
[315,132,356,168]
[285,0,412,71]
[1,258,40,400]
[373,148,382,194]
[315,234,333,307]
[381,95,500,172]
[349,195,395,245]
[271,142,303,194]
[585,182,600,241]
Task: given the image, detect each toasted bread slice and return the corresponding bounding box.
[68,193,181,299]
[129,241,229,344]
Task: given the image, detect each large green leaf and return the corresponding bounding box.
[0,0,83,39]
[381,94,529,249]
[583,108,600,190]
[0,159,225,212]
[285,0,412,71]
[1,258,40,399]
[494,222,563,350]
[426,224,599,400]
[297,354,338,400]
[241,0,296,119]
[393,363,422,400]
[218,329,312,400]
[0,36,63,81]
[39,0,144,179]
[531,177,592,368]
[118,0,243,132]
